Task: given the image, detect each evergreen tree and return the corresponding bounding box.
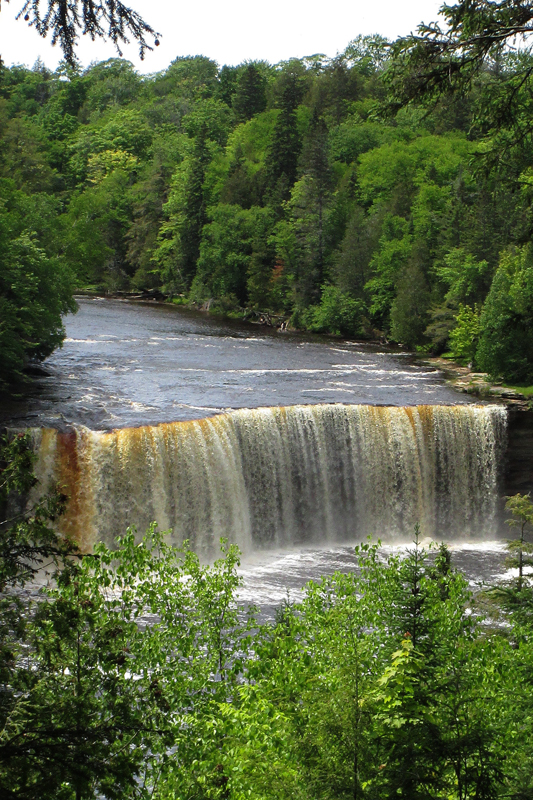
[232,63,267,122]
[179,127,210,286]
[297,110,332,289]
[217,65,239,107]
[265,72,303,202]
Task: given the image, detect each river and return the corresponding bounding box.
[1,297,470,431]
[0,298,511,607]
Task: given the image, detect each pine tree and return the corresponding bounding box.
[232,63,267,122]
[265,73,303,202]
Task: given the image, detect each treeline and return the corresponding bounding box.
[2,433,533,799]
[1,38,533,386]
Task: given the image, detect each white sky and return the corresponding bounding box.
[0,0,444,72]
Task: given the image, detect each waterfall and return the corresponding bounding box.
[32,404,507,556]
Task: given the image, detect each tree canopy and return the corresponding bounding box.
[387,1,533,160]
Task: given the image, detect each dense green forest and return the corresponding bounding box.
[2,32,533,390]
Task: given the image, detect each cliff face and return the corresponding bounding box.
[505,409,533,497]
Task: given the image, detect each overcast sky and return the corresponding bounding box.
[0,0,444,72]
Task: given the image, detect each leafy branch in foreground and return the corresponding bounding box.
[6,0,160,66]
[0,528,256,800]
[385,1,533,166]
[388,2,533,100]
[0,425,73,567]
[0,432,77,590]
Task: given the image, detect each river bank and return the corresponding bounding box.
[422,357,533,409]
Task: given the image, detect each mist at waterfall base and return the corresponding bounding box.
[1,299,513,608]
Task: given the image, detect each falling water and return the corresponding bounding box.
[31,403,507,556]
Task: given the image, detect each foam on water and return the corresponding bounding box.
[236,540,509,615]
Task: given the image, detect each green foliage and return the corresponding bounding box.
[67,107,152,183]
[365,213,412,328]
[504,493,533,592]
[0,182,76,391]
[0,432,81,800]
[448,303,482,364]
[386,1,533,167]
[154,129,212,293]
[426,250,492,353]
[1,433,257,800]
[0,527,256,800]
[301,285,365,337]
[64,170,133,290]
[265,71,303,200]
[437,249,492,307]
[3,449,533,800]
[390,258,431,348]
[232,63,268,122]
[196,204,266,304]
[246,537,508,800]
[0,433,75,589]
[477,245,533,383]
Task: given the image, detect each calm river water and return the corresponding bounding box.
[1,297,470,431]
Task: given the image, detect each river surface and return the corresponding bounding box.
[1,297,471,431]
[2,298,507,609]
[238,540,510,619]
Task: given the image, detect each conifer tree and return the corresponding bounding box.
[232,63,267,122]
[265,72,303,202]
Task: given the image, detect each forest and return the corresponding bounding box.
[2,26,533,392]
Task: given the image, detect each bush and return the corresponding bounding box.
[448,304,481,365]
[301,285,366,337]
